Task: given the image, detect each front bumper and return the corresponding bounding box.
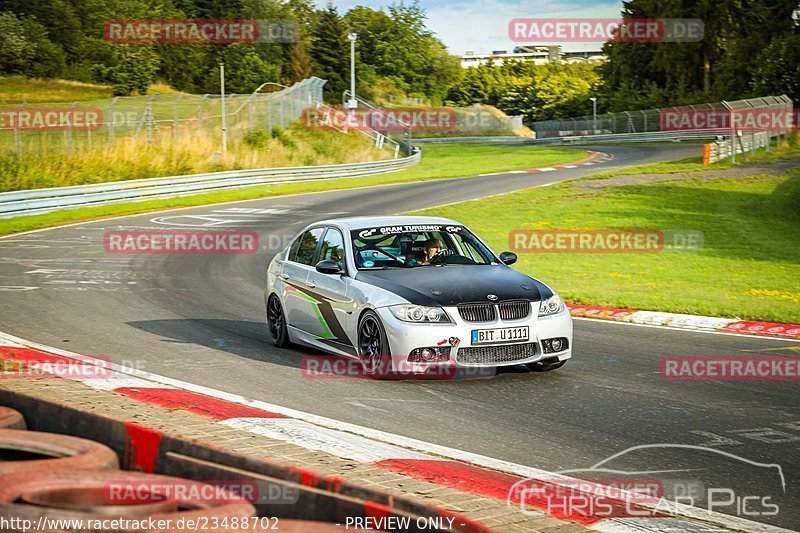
[374,305,573,375]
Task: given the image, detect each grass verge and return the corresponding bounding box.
[1,126,388,192]
[411,164,800,323]
[0,144,586,236]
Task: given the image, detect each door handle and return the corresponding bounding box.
[306,280,316,288]
[279,273,290,281]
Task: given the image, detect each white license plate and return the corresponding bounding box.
[471,326,529,345]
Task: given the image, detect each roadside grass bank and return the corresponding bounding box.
[0,76,114,104]
[0,126,387,192]
[411,164,800,323]
[0,144,585,236]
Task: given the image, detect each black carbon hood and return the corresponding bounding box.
[354,265,553,306]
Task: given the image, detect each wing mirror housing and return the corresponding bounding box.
[316,260,344,275]
[499,251,518,265]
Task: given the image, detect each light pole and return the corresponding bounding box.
[347,33,357,110]
[590,97,597,132]
[220,63,227,154]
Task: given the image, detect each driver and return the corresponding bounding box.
[421,238,453,264]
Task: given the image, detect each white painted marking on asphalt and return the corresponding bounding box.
[508,170,527,174]
[75,374,174,391]
[537,167,558,172]
[564,165,579,169]
[222,418,428,463]
[0,286,40,291]
[622,311,738,331]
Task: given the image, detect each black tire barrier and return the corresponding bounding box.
[0,406,25,429]
[0,469,256,532]
[0,429,119,475]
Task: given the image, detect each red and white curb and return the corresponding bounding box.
[0,331,789,532]
[567,304,800,341]
[478,151,613,176]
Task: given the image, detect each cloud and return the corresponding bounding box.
[425,0,622,53]
[322,0,623,54]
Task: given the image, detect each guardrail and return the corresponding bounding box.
[413,136,531,144]
[0,151,421,218]
[414,130,722,145]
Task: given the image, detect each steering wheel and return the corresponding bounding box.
[428,249,455,265]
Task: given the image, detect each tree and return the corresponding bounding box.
[286,34,312,83]
[108,45,160,95]
[310,3,349,102]
[599,0,799,110]
[751,34,800,103]
[0,12,35,73]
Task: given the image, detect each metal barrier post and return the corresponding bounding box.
[108,97,119,146]
[722,100,734,164]
[13,104,24,160]
[174,94,183,139]
[66,101,77,153]
[198,94,209,131]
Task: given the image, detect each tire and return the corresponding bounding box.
[357,310,393,379]
[0,469,255,531]
[266,294,291,348]
[0,407,25,429]
[525,358,567,372]
[0,429,119,475]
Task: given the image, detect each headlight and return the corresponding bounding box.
[389,304,451,323]
[538,294,565,316]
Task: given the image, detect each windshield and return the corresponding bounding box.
[350,224,496,269]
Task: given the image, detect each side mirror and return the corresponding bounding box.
[499,251,517,265]
[316,259,344,275]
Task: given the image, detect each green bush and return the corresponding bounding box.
[243,128,271,148]
[271,127,297,149]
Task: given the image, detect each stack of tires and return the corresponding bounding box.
[0,407,337,532]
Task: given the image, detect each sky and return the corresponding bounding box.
[326,0,623,54]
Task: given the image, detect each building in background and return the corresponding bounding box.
[460,45,604,68]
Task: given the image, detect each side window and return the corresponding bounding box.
[319,228,345,267]
[293,228,324,266]
[288,235,302,260]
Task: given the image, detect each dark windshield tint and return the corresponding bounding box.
[350,224,495,269]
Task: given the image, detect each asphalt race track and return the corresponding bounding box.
[1,144,798,528]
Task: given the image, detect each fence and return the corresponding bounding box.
[532,95,794,141]
[703,131,777,164]
[0,77,327,159]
